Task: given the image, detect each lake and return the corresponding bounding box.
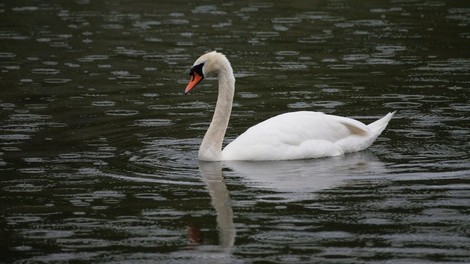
[1,0,469,263]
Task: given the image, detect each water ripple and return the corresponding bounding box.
[133,119,173,127]
[0,31,30,40]
[132,20,162,30]
[31,68,60,75]
[114,47,148,57]
[105,110,139,116]
[76,55,109,62]
[92,101,116,107]
[0,52,16,58]
[43,78,72,84]
[12,6,39,12]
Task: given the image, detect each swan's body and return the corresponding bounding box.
[185,51,395,161]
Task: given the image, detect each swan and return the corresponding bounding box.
[185,51,395,161]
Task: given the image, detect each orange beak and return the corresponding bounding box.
[185,72,204,94]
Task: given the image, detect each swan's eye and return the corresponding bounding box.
[189,63,204,78]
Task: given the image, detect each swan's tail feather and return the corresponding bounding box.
[353,111,396,152]
[333,111,396,154]
[367,111,396,136]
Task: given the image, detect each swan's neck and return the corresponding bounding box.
[199,68,235,161]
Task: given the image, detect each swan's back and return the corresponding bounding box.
[222,111,395,160]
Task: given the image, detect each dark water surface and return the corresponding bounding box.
[1,0,469,263]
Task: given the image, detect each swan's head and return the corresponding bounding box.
[185,51,231,94]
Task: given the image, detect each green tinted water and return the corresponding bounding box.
[1,0,469,263]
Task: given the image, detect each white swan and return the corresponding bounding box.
[185,51,395,161]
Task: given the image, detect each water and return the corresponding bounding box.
[1,0,469,263]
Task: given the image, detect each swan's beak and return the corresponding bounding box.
[185,72,204,94]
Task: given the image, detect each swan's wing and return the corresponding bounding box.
[245,111,370,141]
[327,114,370,136]
[222,111,371,160]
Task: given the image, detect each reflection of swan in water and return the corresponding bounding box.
[198,161,236,256]
[223,151,386,201]
[194,151,385,258]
